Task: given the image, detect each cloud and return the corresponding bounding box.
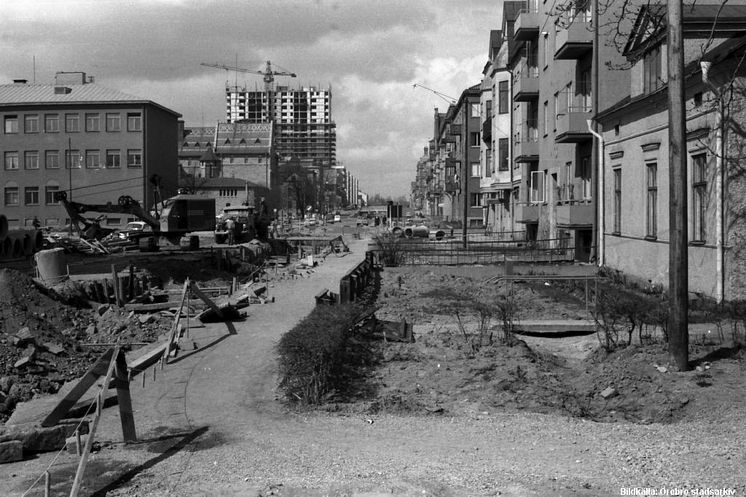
[1,0,503,197]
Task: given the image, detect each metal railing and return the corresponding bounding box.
[374,237,579,266]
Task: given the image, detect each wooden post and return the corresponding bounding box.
[128,265,135,301]
[667,0,689,371]
[111,265,120,307]
[44,471,50,497]
[114,350,137,442]
[75,430,82,456]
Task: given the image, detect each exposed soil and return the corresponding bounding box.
[328,265,746,424]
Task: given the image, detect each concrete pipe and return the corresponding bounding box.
[391,226,403,237]
[411,226,430,238]
[0,214,7,241]
[22,233,33,256]
[12,237,23,258]
[434,230,446,241]
[33,229,44,252]
[1,237,11,259]
[404,227,414,238]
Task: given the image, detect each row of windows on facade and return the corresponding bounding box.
[611,153,708,243]
[4,149,142,170]
[3,112,141,134]
[4,184,61,207]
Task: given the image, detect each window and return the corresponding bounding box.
[45,150,60,169]
[646,162,657,238]
[4,186,19,206]
[613,169,621,234]
[542,34,549,68]
[85,150,100,169]
[498,81,509,114]
[127,113,142,131]
[471,162,480,177]
[579,67,592,110]
[85,113,100,132]
[127,149,143,167]
[65,150,82,169]
[643,46,663,94]
[4,151,19,170]
[24,114,40,133]
[470,103,481,118]
[106,150,121,168]
[65,113,80,132]
[498,138,509,171]
[470,193,482,207]
[530,170,546,203]
[692,153,707,242]
[25,186,39,205]
[469,132,480,147]
[45,185,60,205]
[581,156,591,199]
[4,115,19,133]
[106,113,121,132]
[24,151,40,170]
[45,114,60,132]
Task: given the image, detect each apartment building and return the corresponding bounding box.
[597,5,746,301]
[0,72,180,229]
[507,0,628,261]
[225,85,336,168]
[480,30,514,234]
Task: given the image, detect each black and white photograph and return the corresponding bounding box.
[0,1,745,495]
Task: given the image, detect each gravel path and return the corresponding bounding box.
[2,236,745,497]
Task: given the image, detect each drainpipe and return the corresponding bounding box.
[701,60,725,303]
[587,120,604,266]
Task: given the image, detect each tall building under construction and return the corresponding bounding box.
[225,85,336,168]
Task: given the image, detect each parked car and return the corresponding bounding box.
[117,221,152,241]
[334,214,341,223]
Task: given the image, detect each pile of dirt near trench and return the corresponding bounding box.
[0,268,172,423]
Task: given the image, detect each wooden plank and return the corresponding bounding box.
[189,282,224,319]
[69,348,119,497]
[127,342,168,374]
[165,280,190,360]
[41,348,115,427]
[114,350,136,442]
[124,301,188,312]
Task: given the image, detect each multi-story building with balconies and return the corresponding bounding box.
[0,72,180,229]
[506,0,628,261]
[480,30,514,235]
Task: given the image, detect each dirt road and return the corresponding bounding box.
[3,235,745,497]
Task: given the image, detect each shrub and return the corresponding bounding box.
[277,304,362,404]
[375,233,406,267]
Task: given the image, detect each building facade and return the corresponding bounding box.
[0,72,180,229]
[597,5,746,301]
[225,85,336,169]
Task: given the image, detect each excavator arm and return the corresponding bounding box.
[54,192,161,239]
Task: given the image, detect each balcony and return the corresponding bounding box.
[515,203,540,224]
[513,61,539,102]
[513,123,539,162]
[556,202,594,227]
[555,90,592,143]
[554,19,593,59]
[514,7,541,41]
[555,111,592,142]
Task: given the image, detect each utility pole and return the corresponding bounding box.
[667,0,689,371]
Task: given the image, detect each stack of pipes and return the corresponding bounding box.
[0,214,45,260]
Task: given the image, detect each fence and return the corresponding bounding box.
[373,237,578,266]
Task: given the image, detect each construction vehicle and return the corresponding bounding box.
[54,191,216,248]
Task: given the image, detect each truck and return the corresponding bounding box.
[54,191,216,249]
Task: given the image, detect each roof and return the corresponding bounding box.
[598,34,746,122]
[180,122,271,156]
[0,82,181,116]
[179,176,265,189]
[624,3,746,57]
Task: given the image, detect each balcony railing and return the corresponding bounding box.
[512,59,539,101]
[554,17,593,59]
[514,1,541,41]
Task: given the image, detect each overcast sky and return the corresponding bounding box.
[3,0,502,198]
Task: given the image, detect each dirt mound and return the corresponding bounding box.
[0,268,173,423]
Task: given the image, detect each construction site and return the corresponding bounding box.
[0,206,744,496]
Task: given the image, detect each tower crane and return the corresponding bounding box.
[200,60,297,122]
[412,83,457,105]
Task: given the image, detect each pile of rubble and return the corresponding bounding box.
[0,268,172,423]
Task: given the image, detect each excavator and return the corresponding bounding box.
[54,191,216,248]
